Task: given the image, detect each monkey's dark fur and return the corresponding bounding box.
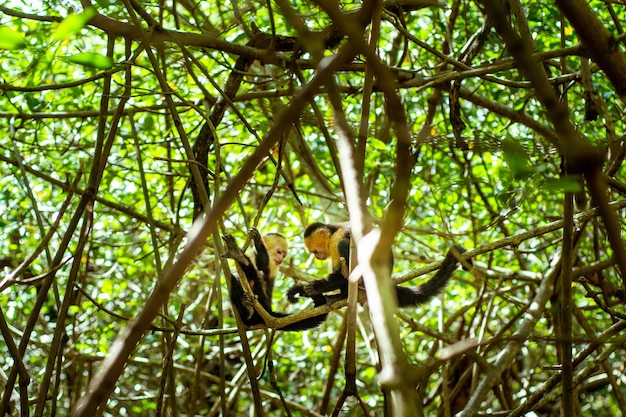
[288,223,470,308]
[224,230,327,331]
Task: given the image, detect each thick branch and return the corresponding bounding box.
[71,41,355,417]
[555,0,626,100]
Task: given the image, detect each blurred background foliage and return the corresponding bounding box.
[1,0,625,416]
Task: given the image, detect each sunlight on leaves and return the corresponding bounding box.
[1,2,625,415]
[502,137,533,180]
[100,278,114,298]
[51,7,97,42]
[66,52,113,69]
[0,26,26,50]
[543,176,583,193]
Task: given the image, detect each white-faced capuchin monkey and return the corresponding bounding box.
[223,228,327,331]
[287,222,470,307]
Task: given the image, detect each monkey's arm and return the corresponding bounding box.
[222,234,273,310]
[249,227,270,275]
[246,227,275,308]
[395,245,470,308]
[287,269,348,302]
[337,236,351,264]
[229,274,261,324]
[221,234,251,266]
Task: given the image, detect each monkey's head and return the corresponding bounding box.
[263,234,288,265]
[304,223,331,260]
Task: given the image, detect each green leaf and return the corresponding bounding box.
[369,137,389,151]
[51,7,97,42]
[101,279,114,296]
[143,115,155,131]
[25,95,45,111]
[66,52,113,69]
[0,26,26,50]
[502,137,532,179]
[543,176,583,193]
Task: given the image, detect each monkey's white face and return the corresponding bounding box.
[264,235,288,265]
[271,246,287,265]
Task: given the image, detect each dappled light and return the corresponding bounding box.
[1,1,626,416]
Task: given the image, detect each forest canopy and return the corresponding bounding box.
[1,0,626,416]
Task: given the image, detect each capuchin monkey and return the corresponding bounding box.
[223,228,327,331]
[287,222,470,307]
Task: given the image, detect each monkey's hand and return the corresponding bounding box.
[241,292,257,320]
[287,283,324,301]
[249,227,263,248]
[301,281,327,297]
[287,284,305,303]
[221,235,250,265]
[288,279,339,302]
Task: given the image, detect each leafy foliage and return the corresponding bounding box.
[1,1,626,416]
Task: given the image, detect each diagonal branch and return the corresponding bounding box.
[478,0,626,293]
[555,0,626,101]
[71,40,356,417]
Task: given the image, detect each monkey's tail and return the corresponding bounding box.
[395,244,469,308]
[280,314,327,331]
